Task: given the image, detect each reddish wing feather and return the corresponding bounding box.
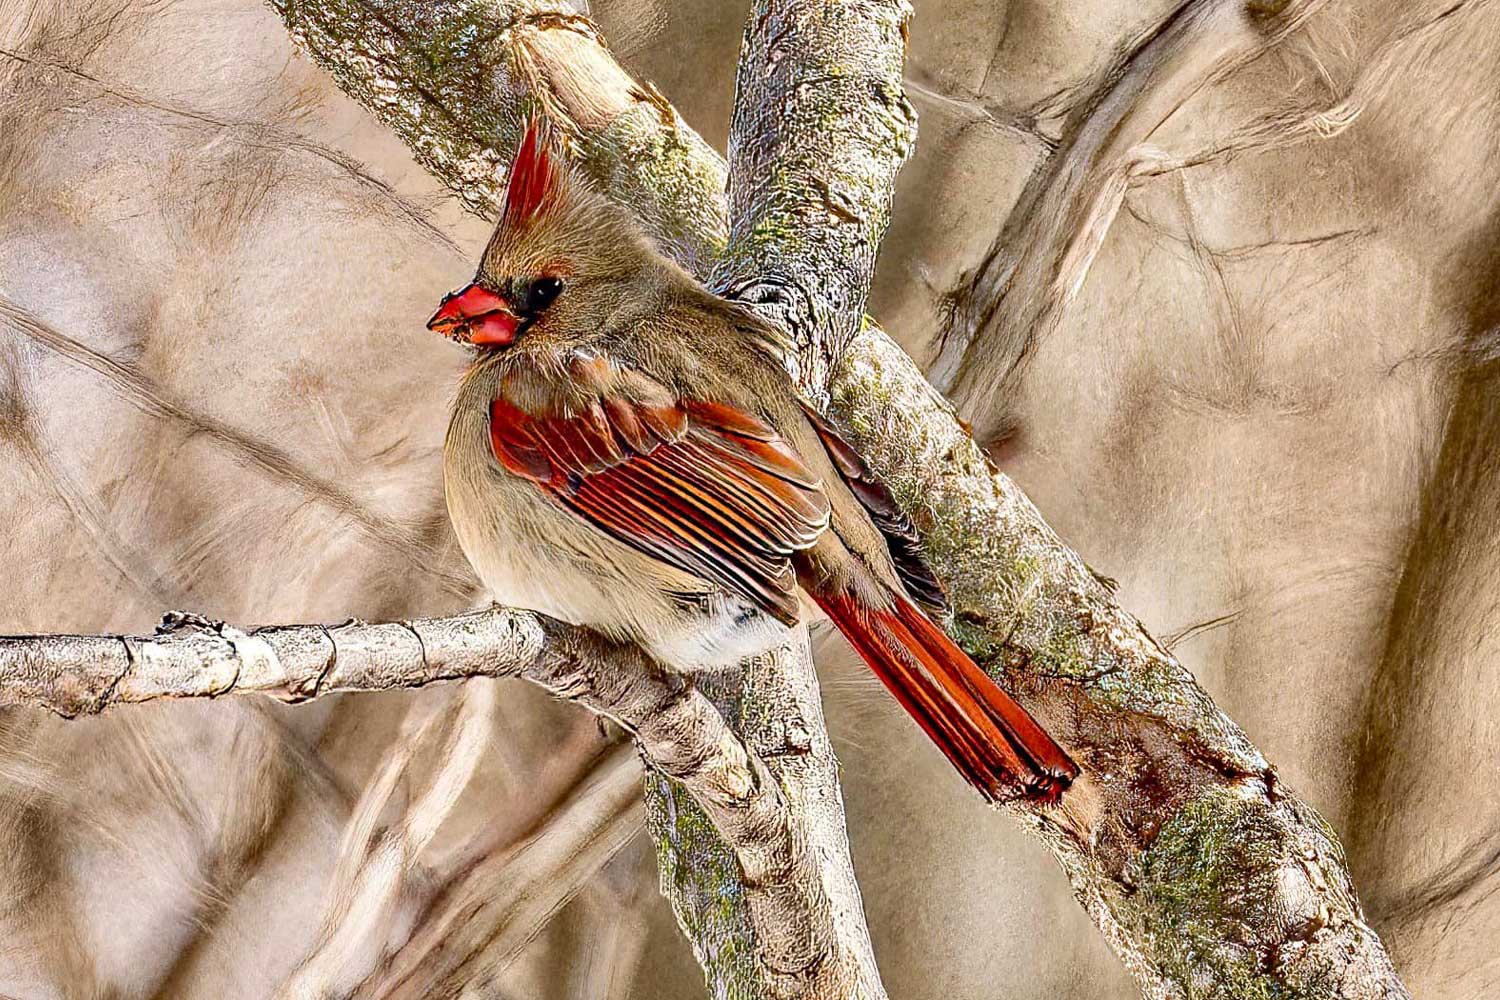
[814,591,1078,802]
[489,394,830,625]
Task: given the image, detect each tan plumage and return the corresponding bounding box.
[433,120,1077,801]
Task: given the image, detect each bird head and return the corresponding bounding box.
[427,117,658,352]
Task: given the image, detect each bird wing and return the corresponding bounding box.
[799,402,949,614]
[488,391,830,625]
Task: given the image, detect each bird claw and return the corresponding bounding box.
[155,610,225,636]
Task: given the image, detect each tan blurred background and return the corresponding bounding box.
[1,0,1497,996]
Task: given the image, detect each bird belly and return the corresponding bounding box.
[644,590,793,670]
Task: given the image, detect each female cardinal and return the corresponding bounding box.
[430,120,1078,802]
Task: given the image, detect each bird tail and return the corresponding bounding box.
[814,590,1079,803]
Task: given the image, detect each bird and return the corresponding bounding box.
[428,118,1078,803]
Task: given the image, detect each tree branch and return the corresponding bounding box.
[0,605,841,994]
[713,0,917,397]
[654,3,919,996]
[4,1,1412,997]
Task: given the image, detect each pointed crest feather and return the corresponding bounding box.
[503,116,563,228]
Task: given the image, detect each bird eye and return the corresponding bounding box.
[522,276,563,314]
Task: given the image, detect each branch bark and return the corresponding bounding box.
[0,606,842,994]
[274,2,898,996]
[713,0,916,396]
[2,1,1411,998]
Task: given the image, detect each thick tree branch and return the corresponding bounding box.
[6,1,1411,997]
[646,4,919,996]
[272,0,728,270]
[713,0,917,396]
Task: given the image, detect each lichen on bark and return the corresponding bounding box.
[273,0,729,265]
[266,0,1411,997]
[273,2,889,996]
[714,0,918,396]
[1118,785,1392,1000]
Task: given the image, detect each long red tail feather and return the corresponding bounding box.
[815,590,1078,803]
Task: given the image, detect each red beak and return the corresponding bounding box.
[426,282,521,346]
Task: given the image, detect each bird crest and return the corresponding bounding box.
[502,116,564,230]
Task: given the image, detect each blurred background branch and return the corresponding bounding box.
[4,0,1496,996]
[262,0,1411,995]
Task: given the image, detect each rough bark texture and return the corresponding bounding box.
[8,0,1499,996]
[663,4,917,996]
[0,0,1440,995]
[0,606,844,995]
[258,1,1410,997]
[272,0,728,268]
[828,339,1402,999]
[272,2,896,997]
[712,0,916,397]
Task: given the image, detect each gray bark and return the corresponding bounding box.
[0,1,1413,998]
[0,606,850,996]
[713,0,916,397]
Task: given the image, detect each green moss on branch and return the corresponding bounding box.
[268,1,1409,996]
